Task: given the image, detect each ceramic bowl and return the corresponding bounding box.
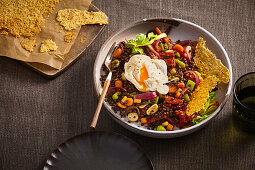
[93,18,232,138]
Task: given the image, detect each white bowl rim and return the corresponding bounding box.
[93,17,233,136]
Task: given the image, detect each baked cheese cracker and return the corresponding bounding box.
[56,9,108,31]
[40,39,58,53]
[0,0,59,37]
[194,37,230,84]
[186,75,218,115]
[64,32,76,43]
[20,37,37,52]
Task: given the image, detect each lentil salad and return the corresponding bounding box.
[100,27,220,131]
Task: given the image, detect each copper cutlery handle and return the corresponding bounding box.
[90,72,112,130]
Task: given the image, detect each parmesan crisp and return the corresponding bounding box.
[0,0,60,37]
[56,9,108,31]
[0,30,8,36]
[20,37,37,52]
[194,37,230,84]
[186,37,230,115]
[40,39,58,52]
[64,32,76,43]
[186,76,218,115]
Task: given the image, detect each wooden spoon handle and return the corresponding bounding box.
[90,72,112,130]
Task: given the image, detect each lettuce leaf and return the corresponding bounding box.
[202,91,217,114]
[126,32,167,54]
[191,91,219,125]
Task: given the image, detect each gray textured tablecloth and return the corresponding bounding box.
[0,0,255,169]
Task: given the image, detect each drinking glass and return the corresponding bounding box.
[233,72,255,132]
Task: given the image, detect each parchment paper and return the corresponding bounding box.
[0,0,92,69]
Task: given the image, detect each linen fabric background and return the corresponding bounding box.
[0,0,254,169]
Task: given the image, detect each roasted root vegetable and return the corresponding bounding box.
[172,44,184,52]
[155,27,170,43]
[140,118,147,124]
[175,91,181,98]
[121,96,134,106]
[117,102,127,109]
[162,121,169,127]
[113,48,122,58]
[134,99,141,103]
[166,124,174,131]
[168,85,178,94]
[178,82,185,88]
[115,80,123,87]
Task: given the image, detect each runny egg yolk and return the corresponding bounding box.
[134,64,148,92]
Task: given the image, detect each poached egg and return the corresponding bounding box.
[124,54,169,94]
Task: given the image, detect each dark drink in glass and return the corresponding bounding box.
[233,72,255,132]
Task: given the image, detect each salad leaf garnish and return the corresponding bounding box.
[191,91,218,125]
[126,32,167,54]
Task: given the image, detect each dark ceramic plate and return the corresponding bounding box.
[44,131,153,170]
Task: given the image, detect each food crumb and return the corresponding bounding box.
[80,37,86,43]
[64,32,76,43]
[40,39,58,53]
[20,37,37,52]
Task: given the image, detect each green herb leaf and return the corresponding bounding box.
[191,115,209,125]
[126,32,167,54]
[132,47,144,54]
[136,33,147,44]
[191,91,219,125]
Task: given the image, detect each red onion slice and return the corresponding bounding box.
[185,71,200,88]
[180,87,189,95]
[179,40,191,46]
[147,44,160,57]
[184,46,192,62]
[134,92,158,100]
[107,87,126,95]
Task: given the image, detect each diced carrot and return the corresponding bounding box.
[155,27,170,44]
[163,36,170,44]
[117,102,127,109]
[140,118,147,124]
[134,99,141,104]
[172,44,184,53]
[121,96,128,103]
[115,80,123,87]
[170,68,177,75]
[177,88,182,92]
[166,124,173,131]
[113,48,122,58]
[121,96,133,106]
[125,98,134,106]
[162,121,169,127]
[155,27,162,35]
[178,82,185,88]
[175,92,181,98]
[168,85,178,94]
